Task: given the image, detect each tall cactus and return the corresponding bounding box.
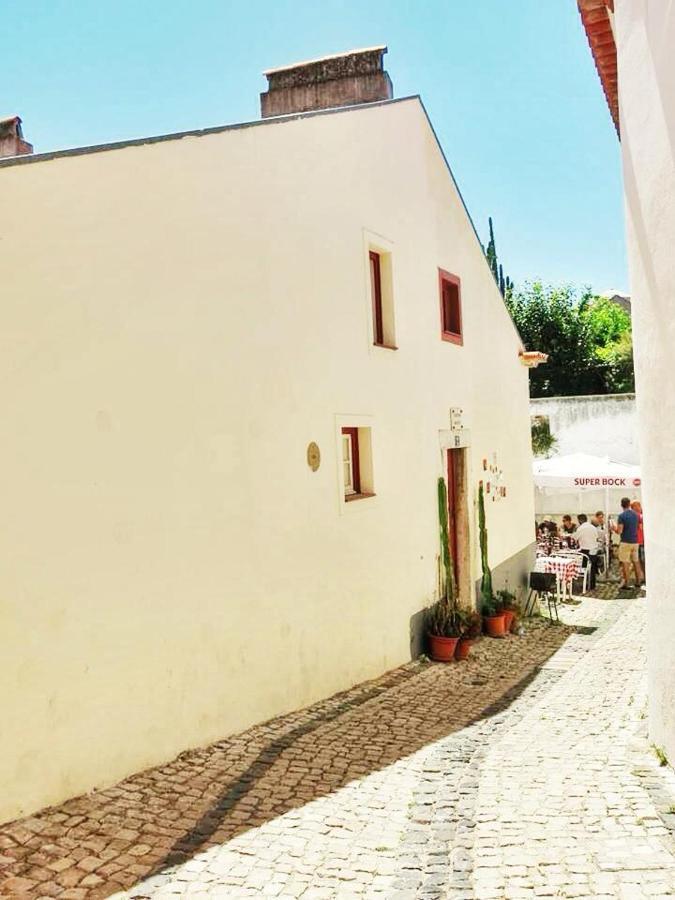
[478,481,493,603]
[437,476,457,607]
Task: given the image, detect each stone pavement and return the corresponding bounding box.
[2,595,675,899]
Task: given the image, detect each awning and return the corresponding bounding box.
[533,452,641,491]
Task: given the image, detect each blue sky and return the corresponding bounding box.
[3,1,626,292]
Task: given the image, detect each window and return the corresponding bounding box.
[342,427,360,496]
[340,425,374,501]
[365,240,396,349]
[439,270,463,344]
[369,251,384,346]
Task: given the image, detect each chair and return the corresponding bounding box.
[556,551,588,595]
[526,571,559,621]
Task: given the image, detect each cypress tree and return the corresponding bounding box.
[484,216,513,298]
[486,217,499,284]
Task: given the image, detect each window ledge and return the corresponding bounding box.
[345,492,376,503]
[373,342,398,351]
[441,331,463,345]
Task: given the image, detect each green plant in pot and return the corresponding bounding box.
[455,609,482,660]
[496,588,519,634]
[426,478,461,662]
[478,482,506,638]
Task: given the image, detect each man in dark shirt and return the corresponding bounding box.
[614,497,645,588]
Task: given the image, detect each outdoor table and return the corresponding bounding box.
[534,555,581,602]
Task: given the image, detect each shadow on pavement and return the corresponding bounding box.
[0,621,581,898]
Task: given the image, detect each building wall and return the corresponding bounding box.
[530,394,639,464]
[0,98,534,823]
[615,1,675,762]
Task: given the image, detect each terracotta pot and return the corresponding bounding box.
[455,637,474,660]
[428,634,459,662]
[502,609,515,632]
[483,613,506,638]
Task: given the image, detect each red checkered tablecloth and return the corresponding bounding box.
[538,556,580,585]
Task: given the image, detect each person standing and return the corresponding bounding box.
[631,499,646,580]
[561,515,575,535]
[613,497,645,589]
[592,511,607,580]
[574,514,599,590]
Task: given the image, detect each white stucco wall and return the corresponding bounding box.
[531,394,639,464]
[615,1,675,762]
[0,98,534,823]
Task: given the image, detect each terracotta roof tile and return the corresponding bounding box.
[578,0,619,136]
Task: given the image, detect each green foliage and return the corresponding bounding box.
[531,416,558,458]
[478,482,493,604]
[480,597,496,617]
[596,330,635,393]
[496,589,518,610]
[437,477,456,604]
[485,217,499,284]
[506,282,635,397]
[425,597,461,638]
[484,217,512,299]
[654,745,669,767]
[458,609,482,639]
[426,477,461,638]
[583,295,631,348]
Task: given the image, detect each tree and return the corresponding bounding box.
[596,330,635,393]
[484,217,512,298]
[583,295,631,349]
[506,283,635,397]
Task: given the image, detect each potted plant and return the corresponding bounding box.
[455,609,482,660]
[496,588,519,633]
[426,597,461,661]
[481,595,506,637]
[478,482,506,637]
[426,478,461,661]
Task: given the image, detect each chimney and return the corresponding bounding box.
[261,46,393,118]
[0,116,33,158]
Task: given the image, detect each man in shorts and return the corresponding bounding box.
[614,497,645,589]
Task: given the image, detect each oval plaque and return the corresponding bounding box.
[307,442,321,472]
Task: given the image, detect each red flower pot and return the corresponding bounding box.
[502,609,515,633]
[428,634,459,662]
[484,613,506,638]
[455,638,474,660]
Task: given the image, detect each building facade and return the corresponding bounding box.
[0,51,535,823]
[579,1,675,761]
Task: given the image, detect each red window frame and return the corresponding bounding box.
[341,427,361,496]
[369,251,384,346]
[439,270,463,345]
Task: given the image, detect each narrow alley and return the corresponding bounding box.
[2,596,674,899]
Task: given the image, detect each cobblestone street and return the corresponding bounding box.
[2,595,675,899]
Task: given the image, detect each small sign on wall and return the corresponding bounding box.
[307,442,321,472]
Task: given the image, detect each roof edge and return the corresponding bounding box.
[413,97,526,351]
[0,95,419,170]
[577,0,619,136]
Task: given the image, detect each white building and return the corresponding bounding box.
[579,1,675,760]
[0,48,536,823]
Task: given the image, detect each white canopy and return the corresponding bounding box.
[533,453,641,492]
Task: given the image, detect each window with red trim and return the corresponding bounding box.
[340,426,375,501]
[341,427,361,496]
[369,251,384,346]
[439,270,463,344]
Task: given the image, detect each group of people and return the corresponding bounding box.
[536,498,645,592]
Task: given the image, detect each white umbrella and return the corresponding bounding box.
[533,453,642,570]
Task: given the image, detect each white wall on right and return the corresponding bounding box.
[531,394,638,464]
[616,0,675,764]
